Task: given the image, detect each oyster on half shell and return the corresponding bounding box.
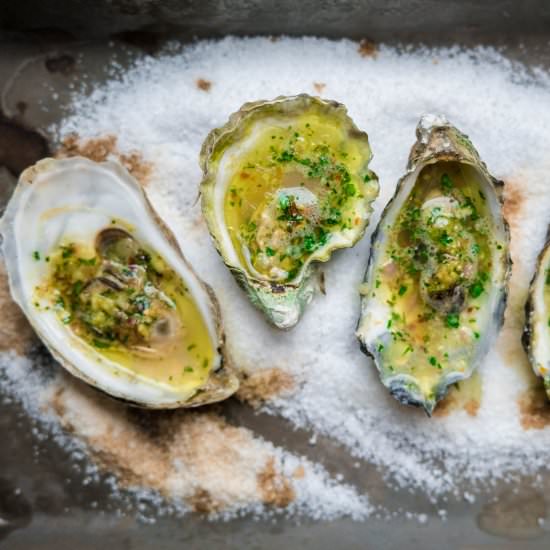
[523,233,550,398]
[356,115,511,415]
[200,95,379,329]
[0,157,238,408]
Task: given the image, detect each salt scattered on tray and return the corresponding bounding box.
[3,35,550,520]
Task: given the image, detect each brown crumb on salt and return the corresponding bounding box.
[433,375,481,418]
[49,380,278,513]
[189,488,222,514]
[56,134,152,187]
[313,82,326,94]
[518,385,550,430]
[293,465,305,479]
[502,178,525,228]
[463,399,480,417]
[236,368,294,408]
[357,39,378,59]
[196,78,212,92]
[0,262,36,354]
[257,457,295,508]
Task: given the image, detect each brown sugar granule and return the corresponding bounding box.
[257,457,295,508]
[313,82,326,94]
[518,385,550,430]
[0,262,36,354]
[236,368,294,408]
[196,78,212,92]
[357,39,378,59]
[56,134,152,187]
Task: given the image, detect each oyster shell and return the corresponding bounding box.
[0,157,238,408]
[523,233,550,397]
[356,115,511,415]
[200,94,379,328]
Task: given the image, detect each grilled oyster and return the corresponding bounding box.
[523,235,550,397]
[0,157,238,408]
[356,115,510,415]
[200,94,379,328]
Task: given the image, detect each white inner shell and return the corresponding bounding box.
[211,116,359,282]
[529,245,550,380]
[1,157,221,405]
[357,160,509,392]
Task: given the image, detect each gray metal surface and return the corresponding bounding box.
[1,3,550,548]
[1,0,550,41]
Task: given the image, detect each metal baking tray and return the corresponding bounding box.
[1,1,550,548]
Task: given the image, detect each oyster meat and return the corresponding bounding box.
[200,94,379,328]
[356,115,510,415]
[0,157,238,408]
[523,234,550,397]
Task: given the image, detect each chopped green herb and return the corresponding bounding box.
[33,251,40,261]
[398,285,408,296]
[92,339,111,349]
[78,257,97,266]
[469,280,484,298]
[446,313,460,329]
[265,247,276,257]
[441,173,453,190]
[439,232,453,246]
[344,183,356,197]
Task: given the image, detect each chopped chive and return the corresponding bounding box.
[33,251,40,261]
[398,285,408,296]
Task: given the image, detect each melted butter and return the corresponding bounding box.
[35,232,215,392]
[374,161,496,395]
[223,110,371,281]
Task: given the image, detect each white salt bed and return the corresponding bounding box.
[3,35,550,520]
